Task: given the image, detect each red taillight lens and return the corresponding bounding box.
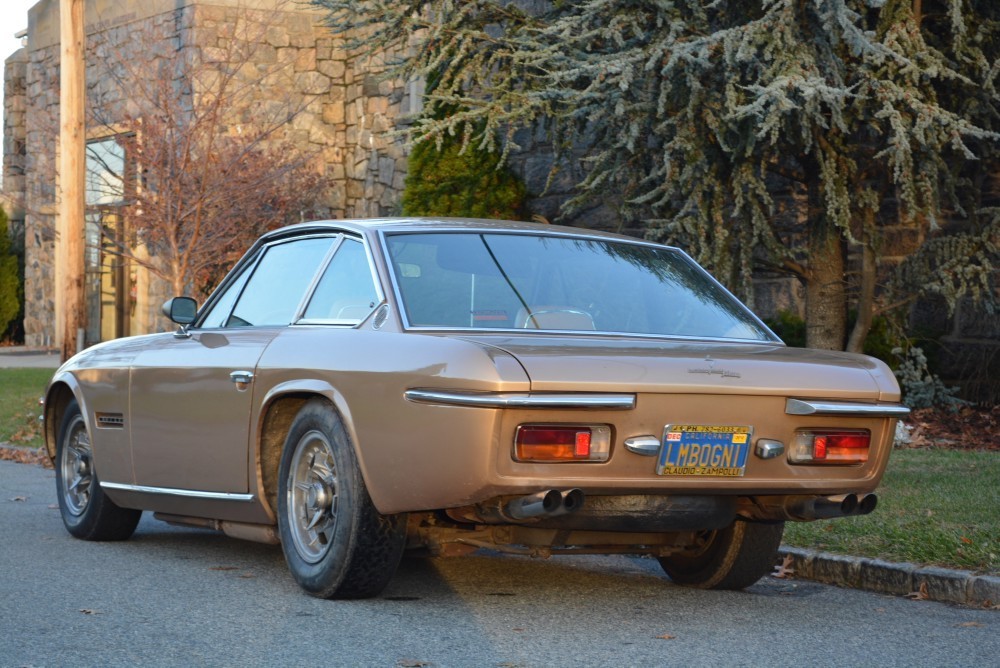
[790,430,870,465]
[514,425,611,462]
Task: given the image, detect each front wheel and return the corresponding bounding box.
[277,399,407,599]
[55,400,141,541]
[658,521,784,590]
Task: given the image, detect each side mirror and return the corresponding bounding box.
[162,297,198,325]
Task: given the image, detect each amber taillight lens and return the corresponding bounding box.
[514,425,611,462]
[789,429,870,464]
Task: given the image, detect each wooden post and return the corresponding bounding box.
[59,0,85,361]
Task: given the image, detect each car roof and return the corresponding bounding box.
[259,217,651,245]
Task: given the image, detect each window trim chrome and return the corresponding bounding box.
[377,229,782,344]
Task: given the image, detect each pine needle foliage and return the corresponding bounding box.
[0,206,20,338]
[313,0,1000,350]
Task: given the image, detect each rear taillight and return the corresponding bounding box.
[789,429,870,465]
[514,425,611,462]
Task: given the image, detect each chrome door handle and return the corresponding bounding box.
[230,371,254,390]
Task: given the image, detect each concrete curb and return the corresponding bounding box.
[780,546,1000,607]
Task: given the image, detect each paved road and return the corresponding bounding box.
[1,460,995,668]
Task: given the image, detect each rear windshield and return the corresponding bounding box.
[383,232,776,342]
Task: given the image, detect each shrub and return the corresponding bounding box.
[0,206,20,339]
[893,346,967,411]
[401,135,526,220]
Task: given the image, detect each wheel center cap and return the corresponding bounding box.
[75,457,89,477]
[306,482,331,512]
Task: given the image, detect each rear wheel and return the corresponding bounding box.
[658,521,783,590]
[277,399,406,599]
[56,400,141,541]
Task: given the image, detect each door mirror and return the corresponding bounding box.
[162,297,198,325]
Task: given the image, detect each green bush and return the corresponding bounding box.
[0,206,20,339]
[763,310,807,348]
[764,309,900,365]
[401,135,526,220]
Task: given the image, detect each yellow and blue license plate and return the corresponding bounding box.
[656,425,751,477]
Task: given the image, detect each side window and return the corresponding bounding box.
[198,264,253,329]
[225,237,335,327]
[303,238,380,323]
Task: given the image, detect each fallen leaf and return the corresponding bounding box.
[772,554,795,579]
[209,566,239,571]
[906,582,929,601]
[656,633,676,640]
[396,660,430,668]
[960,536,973,545]
[9,496,26,502]
[79,609,101,615]
[954,621,985,628]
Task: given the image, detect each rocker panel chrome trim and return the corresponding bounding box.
[100,482,255,502]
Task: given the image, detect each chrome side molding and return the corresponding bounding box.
[404,389,636,410]
[785,398,911,417]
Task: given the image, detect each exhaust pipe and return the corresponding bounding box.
[561,488,584,513]
[504,490,563,520]
[857,493,878,515]
[740,493,878,522]
[498,488,584,521]
[788,494,858,520]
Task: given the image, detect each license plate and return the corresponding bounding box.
[656,425,751,477]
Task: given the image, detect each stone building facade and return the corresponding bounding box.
[3,0,417,348]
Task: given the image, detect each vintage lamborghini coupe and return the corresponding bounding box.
[44,218,909,598]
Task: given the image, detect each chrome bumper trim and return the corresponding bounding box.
[100,482,255,502]
[785,398,911,418]
[404,389,636,410]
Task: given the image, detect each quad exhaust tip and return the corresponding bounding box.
[504,489,585,520]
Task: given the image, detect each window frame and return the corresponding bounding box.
[379,229,782,344]
[192,231,385,331]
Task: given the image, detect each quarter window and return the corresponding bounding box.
[303,238,379,323]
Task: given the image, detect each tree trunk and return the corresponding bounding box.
[804,173,847,350]
[846,212,877,353]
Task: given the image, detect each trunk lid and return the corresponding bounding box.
[459,335,891,400]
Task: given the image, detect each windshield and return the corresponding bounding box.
[384,232,777,342]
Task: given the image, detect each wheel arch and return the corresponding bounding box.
[43,376,85,462]
[256,381,365,521]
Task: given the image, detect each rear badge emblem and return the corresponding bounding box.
[688,355,741,379]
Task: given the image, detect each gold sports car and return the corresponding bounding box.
[43,218,909,599]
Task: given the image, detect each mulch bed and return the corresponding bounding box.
[901,405,1000,450]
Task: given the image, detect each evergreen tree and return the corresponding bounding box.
[0,205,20,339]
[313,0,1000,350]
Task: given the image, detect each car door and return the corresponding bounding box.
[129,235,337,493]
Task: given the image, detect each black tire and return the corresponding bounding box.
[55,400,141,541]
[658,521,784,590]
[277,399,407,599]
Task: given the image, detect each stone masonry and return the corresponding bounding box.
[4,0,412,347]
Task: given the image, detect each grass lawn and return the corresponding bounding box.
[784,447,999,575]
[0,368,51,449]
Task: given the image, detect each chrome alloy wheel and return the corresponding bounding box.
[60,414,93,516]
[286,429,340,564]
